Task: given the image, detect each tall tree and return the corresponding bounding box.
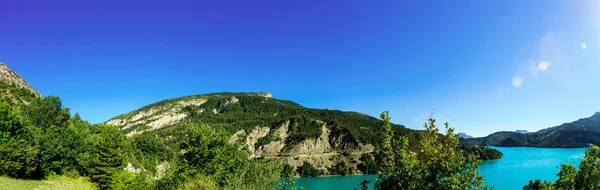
[373,112,490,190]
[89,124,128,190]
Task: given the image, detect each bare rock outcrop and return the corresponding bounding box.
[0,62,41,97]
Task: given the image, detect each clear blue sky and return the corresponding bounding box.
[1,0,599,137]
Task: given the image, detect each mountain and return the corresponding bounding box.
[514,130,528,134]
[459,133,473,139]
[461,112,600,148]
[107,92,502,174]
[0,62,41,104]
[0,62,40,97]
[106,92,419,174]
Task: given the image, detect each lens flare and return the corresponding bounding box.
[512,76,523,88]
[538,61,549,71]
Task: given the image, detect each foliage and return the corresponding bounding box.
[89,124,128,189]
[460,145,503,161]
[154,122,283,190]
[128,132,169,173]
[281,163,295,178]
[357,153,378,174]
[255,133,281,149]
[370,111,491,190]
[523,144,600,189]
[0,175,96,190]
[329,160,352,176]
[522,179,554,190]
[555,163,576,189]
[110,171,155,190]
[297,161,323,177]
[0,80,37,105]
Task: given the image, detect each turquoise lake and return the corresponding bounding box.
[295,147,587,190]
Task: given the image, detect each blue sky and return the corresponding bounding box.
[1,0,599,137]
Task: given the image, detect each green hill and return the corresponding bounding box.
[461,112,600,148]
[107,92,502,175]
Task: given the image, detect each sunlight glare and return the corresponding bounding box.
[512,76,523,88]
[538,61,549,71]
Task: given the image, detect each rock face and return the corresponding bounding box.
[106,98,208,136]
[0,62,41,97]
[230,120,374,175]
[259,92,272,98]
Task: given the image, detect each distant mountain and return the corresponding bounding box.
[514,130,528,134]
[459,133,473,139]
[461,112,600,148]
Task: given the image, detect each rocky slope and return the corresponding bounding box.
[0,62,41,97]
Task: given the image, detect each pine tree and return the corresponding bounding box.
[90,124,127,190]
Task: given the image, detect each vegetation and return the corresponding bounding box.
[462,112,600,148]
[361,111,491,190]
[522,179,554,190]
[112,93,416,149]
[0,175,96,190]
[524,144,600,189]
[297,161,324,177]
[0,82,284,190]
[460,145,503,160]
[1,76,506,189]
[328,160,353,176]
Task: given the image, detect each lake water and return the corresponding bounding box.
[295,147,587,190]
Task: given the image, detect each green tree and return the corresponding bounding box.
[573,144,600,189]
[297,161,323,177]
[528,144,600,189]
[156,122,282,190]
[281,163,294,178]
[0,101,43,178]
[89,124,128,190]
[555,163,576,189]
[523,179,554,190]
[372,112,490,190]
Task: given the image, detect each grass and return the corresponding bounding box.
[0,175,96,190]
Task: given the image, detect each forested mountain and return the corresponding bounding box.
[1,62,501,189]
[107,91,503,176]
[459,133,473,139]
[461,112,600,148]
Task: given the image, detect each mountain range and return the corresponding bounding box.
[461,113,600,148]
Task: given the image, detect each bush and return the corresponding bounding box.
[297,161,323,177]
[281,164,294,178]
[329,161,352,176]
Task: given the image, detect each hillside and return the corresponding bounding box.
[0,62,40,97]
[107,92,502,175]
[0,62,502,189]
[0,62,40,104]
[106,92,422,174]
[461,112,600,148]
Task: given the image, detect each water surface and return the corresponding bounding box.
[295,147,587,189]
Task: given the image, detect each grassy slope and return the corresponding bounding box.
[0,176,96,190]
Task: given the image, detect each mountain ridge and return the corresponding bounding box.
[0,62,41,97]
[461,112,600,148]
